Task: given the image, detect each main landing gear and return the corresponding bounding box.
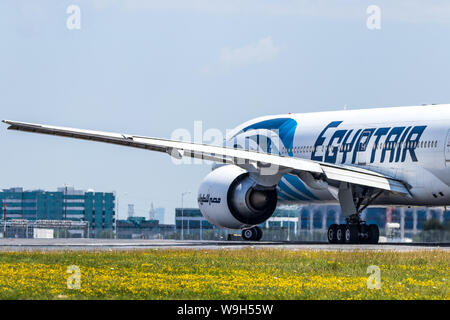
[242,226,263,241]
[327,217,379,244]
[328,182,382,244]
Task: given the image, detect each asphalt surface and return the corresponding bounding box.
[0,239,448,251]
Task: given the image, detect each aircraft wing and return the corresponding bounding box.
[2,120,410,195]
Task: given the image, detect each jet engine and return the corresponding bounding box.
[197,165,278,229]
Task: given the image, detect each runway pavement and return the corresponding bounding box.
[0,238,448,251]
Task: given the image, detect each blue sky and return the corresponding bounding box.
[1,1,450,223]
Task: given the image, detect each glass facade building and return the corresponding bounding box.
[0,187,116,236]
[174,205,449,240]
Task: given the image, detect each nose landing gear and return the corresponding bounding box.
[242,226,263,241]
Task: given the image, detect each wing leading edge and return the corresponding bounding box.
[2,120,410,195]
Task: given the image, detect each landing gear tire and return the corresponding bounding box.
[328,223,379,244]
[254,226,263,241]
[336,225,345,244]
[327,224,338,244]
[367,224,379,244]
[242,226,263,241]
[344,225,359,244]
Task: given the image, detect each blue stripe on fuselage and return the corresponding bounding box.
[278,179,310,201]
[283,174,319,200]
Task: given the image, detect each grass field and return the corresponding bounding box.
[0,249,448,300]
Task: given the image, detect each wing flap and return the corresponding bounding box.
[320,164,409,194]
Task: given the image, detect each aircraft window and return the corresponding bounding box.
[435,141,437,148]
[427,141,430,148]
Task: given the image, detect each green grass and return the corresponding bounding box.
[0,249,448,299]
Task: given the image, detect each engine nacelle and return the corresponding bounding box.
[198,165,277,229]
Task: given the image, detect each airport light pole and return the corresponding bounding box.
[181,192,190,240]
[3,204,6,239]
[287,215,291,242]
[64,184,68,220]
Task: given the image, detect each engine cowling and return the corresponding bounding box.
[198,165,278,229]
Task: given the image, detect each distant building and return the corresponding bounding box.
[174,206,450,241]
[128,204,136,218]
[149,203,165,224]
[116,216,175,239]
[0,187,116,237]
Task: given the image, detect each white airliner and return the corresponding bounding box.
[3,105,450,244]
